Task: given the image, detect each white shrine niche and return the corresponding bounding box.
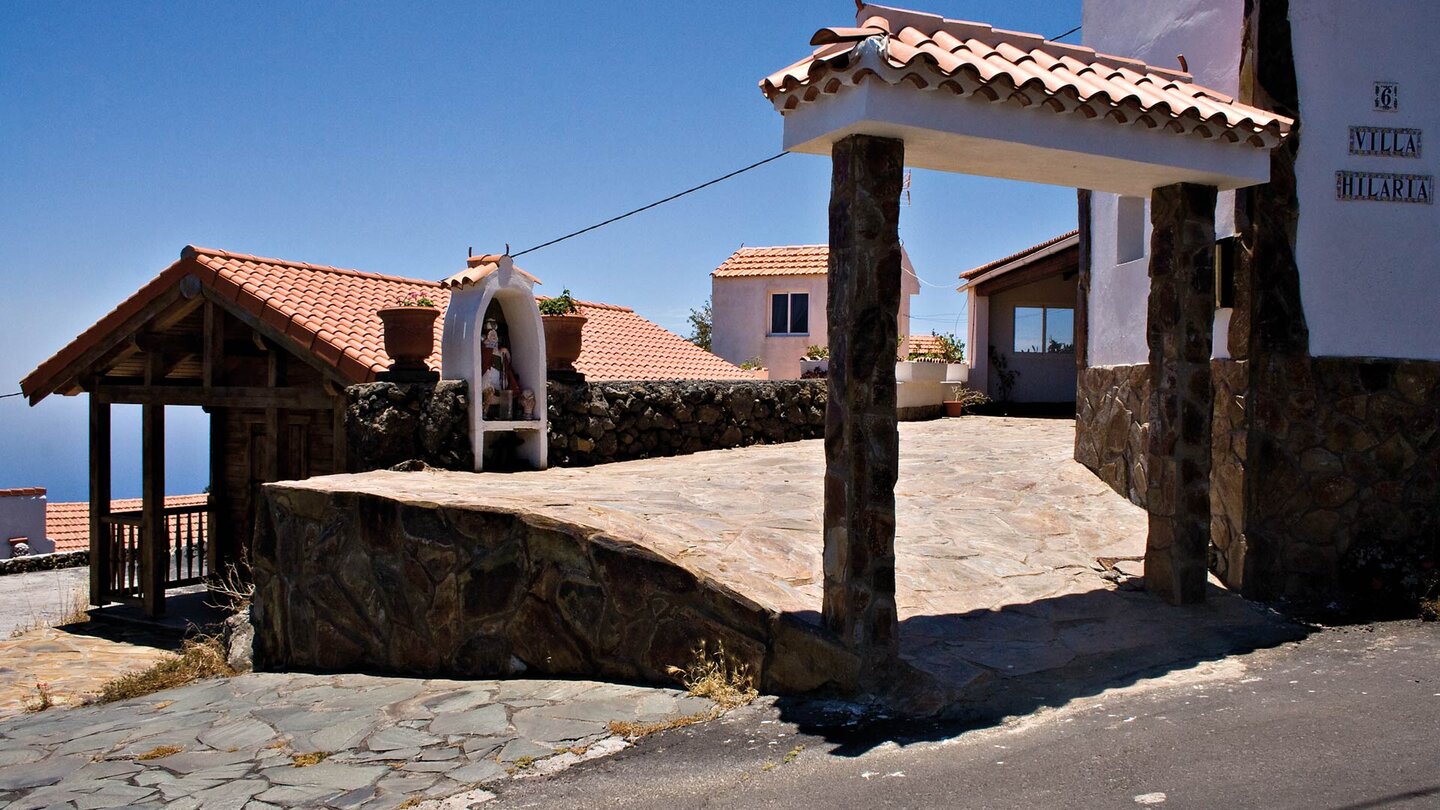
[440,254,547,471]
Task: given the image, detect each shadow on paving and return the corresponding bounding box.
[773,582,1312,756]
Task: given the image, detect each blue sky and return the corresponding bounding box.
[0,1,1079,501]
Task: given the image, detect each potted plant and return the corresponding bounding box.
[539,288,587,372]
[928,332,968,382]
[377,294,439,375]
[799,345,828,378]
[943,383,990,417]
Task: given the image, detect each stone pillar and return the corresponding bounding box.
[1144,182,1217,605]
[823,134,904,683]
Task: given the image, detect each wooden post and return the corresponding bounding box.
[88,393,111,607]
[141,399,166,617]
[1144,182,1217,605]
[823,133,905,687]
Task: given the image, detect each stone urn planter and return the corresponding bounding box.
[378,303,439,378]
[539,289,586,373]
[799,359,829,378]
[542,314,586,371]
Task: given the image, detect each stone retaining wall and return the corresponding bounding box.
[1209,359,1249,586]
[1075,364,1149,508]
[547,380,825,466]
[251,485,857,695]
[347,380,827,472]
[0,550,88,577]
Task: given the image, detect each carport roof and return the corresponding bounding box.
[762,3,1291,147]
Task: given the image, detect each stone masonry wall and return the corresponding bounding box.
[1209,359,1249,586]
[0,550,88,577]
[347,380,827,473]
[547,380,826,467]
[251,485,858,695]
[1075,364,1150,508]
[1245,356,1440,610]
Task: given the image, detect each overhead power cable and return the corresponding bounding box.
[0,392,22,400]
[510,152,790,259]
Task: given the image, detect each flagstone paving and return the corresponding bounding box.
[290,417,1290,691]
[0,628,172,719]
[0,672,714,809]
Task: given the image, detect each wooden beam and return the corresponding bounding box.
[141,355,166,618]
[131,333,202,355]
[93,384,333,410]
[972,245,1079,298]
[199,288,351,387]
[38,286,184,403]
[208,408,226,574]
[88,392,111,608]
[204,300,222,388]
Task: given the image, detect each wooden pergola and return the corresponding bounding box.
[22,252,357,616]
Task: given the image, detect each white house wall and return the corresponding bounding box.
[1083,0,1244,366]
[1291,1,1440,360]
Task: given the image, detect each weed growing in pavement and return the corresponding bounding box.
[291,751,332,767]
[665,640,758,710]
[136,745,183,761]
[96,634,234,704]
[21,682,54,713]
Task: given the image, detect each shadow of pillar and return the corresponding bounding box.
[823,133,904,688]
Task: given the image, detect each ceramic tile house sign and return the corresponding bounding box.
[440,254,548,471]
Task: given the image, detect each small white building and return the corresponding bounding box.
[0,488,51,559]
[710,245,921,379]
[962,231,1079,404]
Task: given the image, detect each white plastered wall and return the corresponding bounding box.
[1291,1,1440,359]
[1083,0,1243,365]
[0,492,50,559]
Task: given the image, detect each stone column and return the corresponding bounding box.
[1144,182,1217,605]
[823,134,904,683]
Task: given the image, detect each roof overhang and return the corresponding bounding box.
[763,4,1292,196]
[778,78,1273,196]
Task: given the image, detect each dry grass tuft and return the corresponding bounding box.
[96,634,235,704]
[136,745,183,761]
[1421,597,1439,622]
[607,709,717,740]
[291,751,332,767]
[665,640,758,710]
[9,586,91,638]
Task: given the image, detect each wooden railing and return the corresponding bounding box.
[100,503,210,604]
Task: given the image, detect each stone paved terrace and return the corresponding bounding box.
[272,417,1299,698]
[0,672,713,809]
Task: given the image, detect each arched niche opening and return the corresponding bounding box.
[440,255,547,471]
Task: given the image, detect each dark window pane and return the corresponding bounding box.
[771,294,788,334]
[1013,307,1044,353]
[790,293,809,334]
[1045,307,1074,352]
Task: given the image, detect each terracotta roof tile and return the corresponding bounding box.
[961,230,1079,280]
[907,334,946,356]
[45,494,209,553]
[762,3,1292,148]
[21,246,748,401]
[712,245,830,278]
[0,488,46,498]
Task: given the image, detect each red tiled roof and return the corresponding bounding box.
[961,230,1079,280]
[762,3,1292,148]
[712,246,829,278]
[21,246,747,402]
[0,488,46,498]
[907,334,946,356]
[46,494,208,553]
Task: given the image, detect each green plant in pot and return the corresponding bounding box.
[377,294,440,380]
[539,288,587,373]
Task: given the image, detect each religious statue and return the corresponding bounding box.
[480,313,523,419]
[520,389,536,420]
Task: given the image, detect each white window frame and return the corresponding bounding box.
[768,291,811,336]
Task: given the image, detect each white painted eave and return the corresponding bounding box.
[777,80,1273,196]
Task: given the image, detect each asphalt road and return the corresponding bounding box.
[494,621,1439,810]
[0,567,88,638]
